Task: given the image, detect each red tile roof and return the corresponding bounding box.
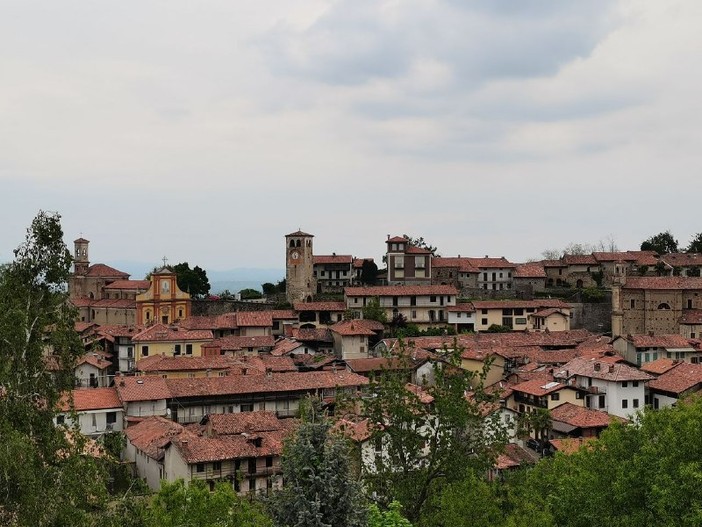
[235,311,273,327]
[103,280,150,290]
[85,263,129,278]
[447,303,476,313]
[270,338,308,356]
[214,335,275,351]
[286,230,313,237]
[465,257,515,269]
[471,299,570,310]
[431,257,478,272]
[680,310,702,324]
[640,358,680,375]
[556,357,653,382]
[59,387,122,412]
[313,255,353,265]
[294,302,347,312]
[592,252,638,262]
[514,263,547,278]
[511,378,565,397]
[660,253,702,267]
[136,354,240,373]
[648,363,702,395]
[77,353,112,370]
[115,376,171,402]
[627,334,692,349]
[353,258,374,269]
[132,324,213,343]
[344,357,416,374]
[292,328,334,343]
[386,236,408,243]
[531,308,569,318]
[97,324,144,338]
[562,254,598,265]
[201,411,289,435]
[550,402,621,429]
[125,416,185,460]
[330,319,383,336]
[334,418,374,442]
[623,277,702,290]
[494,443,540,470]
[345,285,458,297]
[268,310,298,320]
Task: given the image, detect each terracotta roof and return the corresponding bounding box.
[200,411,288,435]
[495,443,540,470]
[680,310,702,325]
[386,236,409,243]
[74,237,89,243]
[294,302,347,312]
[235,311,273,327]
[465,257,515,269]
[514,264,547,278]
[640,358,680,375]
[77,353,112,370]
[511,378,566,397]
[214,335,275,351]
[344,357,417,374]
[85,263,129,278]
[132,324,213,343]
[353,258,374,269]
[628,251,659,266]
[136,354,239,373]
[549,437,595,454]
[293,328,334,343]
[257,355,297,372]
[115,376,171,402]
[286,230,313,237]
[345,285,458,297]
[270,338,308,356]
[313,255,353,265]
[622,277,702,290]
[97,324,144,338]
[165,370,369,399]
[431,257,478,273]
[180,314,237,331]
[471,299,570,310]
[531,308,569,318]
[268,310,298,320]
[556,357,653,382]
[592,252,638,262]
[627,334,693,349]
[59,387,122,412]
[334,418,373,442]
[330,319,383,336]
[75,322,97,333]
[550,402,621,429]
[562,254,598,265]
[447,303,476,313]
[648,363,702,395]
[125,416,186,460]
[103,280,150,290]
[660,253,702,267]
[405,246,432,255]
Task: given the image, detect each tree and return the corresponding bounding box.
[686,233,702,253]
[267,401,367,527]
[486,324,512,333]
[640,230,679,254]
[239,288,263,300]
[171,262,210,297]
[402,235,439,256]
[362,297,388,324]
[0,211,109,525]
[262,282,277,295]
[360,259,379,285]
[275,278,286,294]
[362,342,506,523]
[368,501,413,527]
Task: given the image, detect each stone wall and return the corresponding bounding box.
[191,299,279,316]
[569,295,612,334]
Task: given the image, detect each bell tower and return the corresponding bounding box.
[285,230,315,303]
[73,237,90,276]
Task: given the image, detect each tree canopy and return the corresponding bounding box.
[0,211,110,526]
[686,232,702,253]
[402,235,439,256]
[171,262,210,297]
[360,259,379,285]
[640,230,679,254]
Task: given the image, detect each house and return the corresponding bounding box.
[115,375,171,421]
[125,412,294,494]
[646,362,702,409]
[554,357,653,418]
[659,252,702,277]
[180,311,274,338]
[469,257,516,292]
[430,257,479,291]
[203,335,276,356]
[97,324,143,373]
[269,310,298,337]
[385,236,432,286]
[612,333,700,366]
[612,276,702,337]
[447,303,476,333]
[135,354,243,378]
[329,319,384,360]
[132,323,213,363]
[294,302,347,326]
[270,337,318,357]
[56,387,124,437]
[313,254,354,293]
[513,263,547,296]
[549,402,622,439]
[345,285,458,328]
[488,443,539,481]
[471,300,571,332]
[679,310,702,339]
[506,379,584,414]
[135,267,191,325]
[74,351,113,388]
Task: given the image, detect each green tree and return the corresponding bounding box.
[268,402,366,527]
[360,259,379,285]
[486,324,512,333]
[640,230,679,254]
[368,501,413,527]
[239,288,263,300]
[0,211,109,526]
[171,262,210,297]
[262,282,277,295]
[145,479,271,527]
[686,232,702,253]
[275,278,286,294]
[402,235,439,256]
[362,296,388,324]
[362,342,506,522]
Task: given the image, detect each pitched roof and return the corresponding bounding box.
[431,257,478,272]
[622,276,702,291]
[648,363,702,395]
[330,319,384,336]
[213,335,275,351]
[76,353,112,370]
[268,309,298,320]
[132,324,213,343]
[344,357,417,374]
[494,443,540,470]
[313,255,353,265]
[550,402,621,429]
[270,338,309,356]
[85,263,129,278]
[235,311,273,327]
[286,230,313,237]
[556,357,653,382]
[592,252,638,262]
[353,258,374,269]
[293,327,334,343]
[345,285,458,297]
[680,310,702,325]
[386,236,408,243]
[115,376,171,402]
[470,299,570,310]
[531,308,569,318]
[640,358,680,375]
[627,334,693,349]
[294,301,347,312]
[511,378,566,397]
[562,254,598,265]
[59,387,122,412]
[97,324,144,338]
[200,411,288,435]
[136,354,240,373]
[125,416,185,460]
[514,263,547,278]
[103,280,151,290]
[464,257,515,269]
[660,252,702,267]
[447,303,476,313]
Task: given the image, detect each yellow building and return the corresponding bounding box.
[136,268,191,325]
[460,349,508,389]
[132,323,213,363]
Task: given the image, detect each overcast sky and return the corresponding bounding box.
[1,0,700,272]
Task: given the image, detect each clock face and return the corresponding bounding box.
[290,250,300,260]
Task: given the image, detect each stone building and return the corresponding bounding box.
[285,230,316,304]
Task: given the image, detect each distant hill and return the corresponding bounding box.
[105,261,284,294]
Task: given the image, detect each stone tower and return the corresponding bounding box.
[285,230,315,303]
[74,237,90,275]
[610,262,627,338]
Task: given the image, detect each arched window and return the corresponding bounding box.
[657,303,671,310]
[296,239,301,248]
[289,240,295,247]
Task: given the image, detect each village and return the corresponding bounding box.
[60,229,702,497]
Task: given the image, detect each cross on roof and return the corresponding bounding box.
[162,256,168,267]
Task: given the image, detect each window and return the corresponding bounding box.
[410,296,417,306]
[630,299,636,309]
[394,256,404,269]
[411,310,417,319]
[196,463,205,473]
[622,399,628,409]
[56,414,65,425]
[248,458,257,474]
[174,344,181,355]
[551,393,560,401]
[482,309,488,315]
[622,381,628,388]
[249,478,256,491]
[213,461,221,471]
[598,395,605,408]
[514,308,524,316]
[502,308,513,315]
[127,346,133,358]
[481,318,488,326]
[186,344,193,355]
[141,345,149,357]
[106,412,117,425]
[415,256,425,268]
[430,296,437,303]
[633,399,639,408]
[515,317,527,325]
[632,381,639,387]
[241,403,254,412]
[688,299,693,309]
[657,303,671,310]
[266,456,273,468]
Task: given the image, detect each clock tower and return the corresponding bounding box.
[285,230,315,303]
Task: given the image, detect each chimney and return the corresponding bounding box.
[387,234,390,240]
[609,364,615,373]
[485,255,489,258]
[594,362,601,371]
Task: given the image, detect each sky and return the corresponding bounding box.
[1,0,701,272]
